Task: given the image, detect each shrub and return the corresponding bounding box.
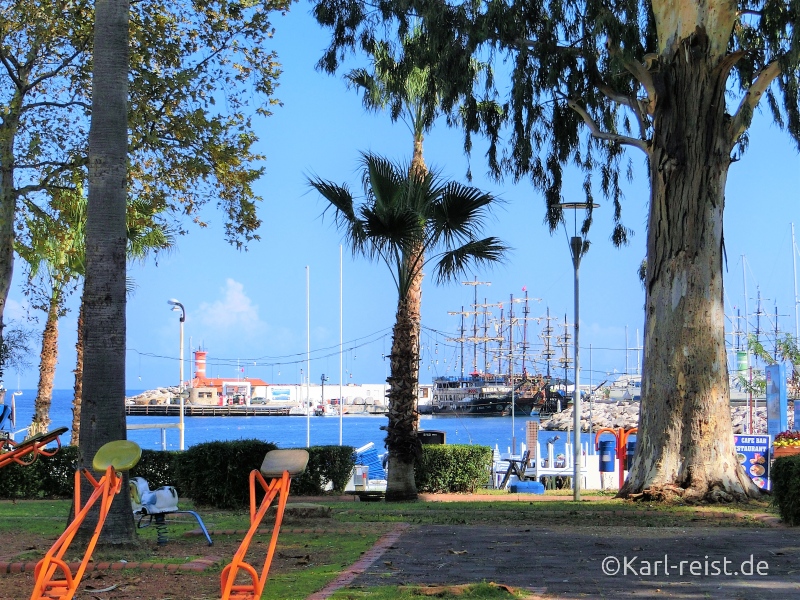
[38,445,80,498]
[292,445,355,495]
[772,455,800,526]
[0,445,79,499]
[174,439,277,509]
[131,449,179,490]
[415,444,493,493]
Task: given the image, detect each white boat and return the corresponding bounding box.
[603,374,641,401]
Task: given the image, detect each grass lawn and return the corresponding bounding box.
[0,494,779,599]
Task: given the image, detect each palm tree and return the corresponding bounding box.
[310,152,507,500]
[79,0,134,545]
[16,190,86,436]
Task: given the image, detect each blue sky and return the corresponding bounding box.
[5,4,800,392]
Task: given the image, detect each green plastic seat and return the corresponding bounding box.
[93,440,142,473]
[260,449,309,479]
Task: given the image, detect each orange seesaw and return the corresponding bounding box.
[0,427,69,470]
[220,449,309,600]
[30,439,141,600]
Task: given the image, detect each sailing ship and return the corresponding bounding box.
[426,281,572,417]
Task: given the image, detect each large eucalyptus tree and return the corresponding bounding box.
[310,153,507,500]
[312,0,800,501]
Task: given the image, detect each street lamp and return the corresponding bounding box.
[559,202,598,502]
[167,298,186,450]
[320,373,329,413]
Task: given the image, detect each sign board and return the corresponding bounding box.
[765,363,787,437]
[734,435,770,490]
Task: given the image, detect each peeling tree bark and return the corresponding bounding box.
[620,30,759,502]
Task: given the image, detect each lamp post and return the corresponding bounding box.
[558,202,598,502]
[167,298,186,450]
[320,373,328,412]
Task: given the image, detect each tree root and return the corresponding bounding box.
[624,482,762,504]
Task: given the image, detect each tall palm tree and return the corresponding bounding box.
[79,0,133,545]
[310,152,507,500]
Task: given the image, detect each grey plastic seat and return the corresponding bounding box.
[260,449,309,479]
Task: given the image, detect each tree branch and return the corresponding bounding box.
[596,83,649,139]
[610,49,657,115]
[567,99,649,154]
[24,44,88,92]
[21,100,92,113]
[0,49,23,90]
[730,59,782,143]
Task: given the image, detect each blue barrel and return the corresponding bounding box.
[625,440,636,471]
[598,440,615,472]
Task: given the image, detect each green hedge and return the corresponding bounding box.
[0,440,358,506]
[174,439,278,509]
[0,445,79,499]
[772,455,800,526]
[292,445,355,495]
[414,444,493,493]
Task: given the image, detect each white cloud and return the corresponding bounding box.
[194,279,266,337]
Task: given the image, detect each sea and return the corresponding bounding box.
[5,389,599,458]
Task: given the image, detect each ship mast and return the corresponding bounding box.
[462,278,491,375]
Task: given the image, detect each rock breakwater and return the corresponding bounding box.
[543,399,794,434]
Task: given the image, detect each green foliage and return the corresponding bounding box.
[312,0,800,238]
[292,445,356,495]
[0,445,79,499]
[131,449,180,490]
[0,442,357,504]
[414,444,493,493]
[174,439,277,509]
[771,455,800,526]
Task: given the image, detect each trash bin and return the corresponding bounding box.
[598,440,615,472]
[626,440,636,471]
[418,430,446,444]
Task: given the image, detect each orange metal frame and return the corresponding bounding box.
[0,427,68,470]
[595,427,638,489]
[29,465,124,600]
[220,469,293,600]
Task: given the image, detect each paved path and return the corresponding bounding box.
[343,523,800,599]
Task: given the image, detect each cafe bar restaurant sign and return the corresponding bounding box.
[734,435,770,490]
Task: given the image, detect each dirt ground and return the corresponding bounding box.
[0,522,336,600]
[352,523,800,599]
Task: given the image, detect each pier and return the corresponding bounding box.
[125,404,292,417]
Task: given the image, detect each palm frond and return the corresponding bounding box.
[432,237,509,285]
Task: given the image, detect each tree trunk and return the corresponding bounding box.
[620,30,759,502]
[78,0,135,545]
[30,293,60,435]
[71,295,85,446]
[385,291,422,501]
[0,116,21,375]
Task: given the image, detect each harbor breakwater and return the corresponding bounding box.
[544,399,795,433]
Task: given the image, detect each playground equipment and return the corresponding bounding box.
[0,427,69,470]
[30,440,142,600]
[595,427,637,489]
[221,448,309,600]
[130,477,213,546]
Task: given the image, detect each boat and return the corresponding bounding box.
[430,373,512,415]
